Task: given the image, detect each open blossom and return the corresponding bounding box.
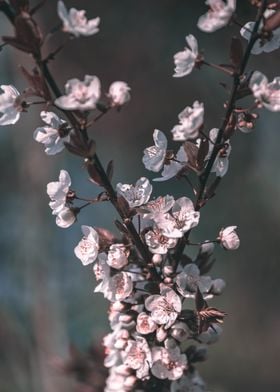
[249,71,280,112]
[145,228,177,254]
[240,10,280,55]
[145,286,181,329]
[107,244,128,269]
[95,271,133,302]
[124,337,152,379]
[74,225,99,265]
[93,252,110,281]
[173,34,199,78]
[108,81,131,107]
[142,129,167,172]
[55,75,101,111]
[219,225,240,250]
[33,111,70,155]
[105,365,136,392]
[207,128,231,177]
[0,85,21,126]
[154,145,188,182]
[136,312,157,334]
[156,197,200,238]
[151,339,187,380]
[197,0,236,33]
[116,177,152,208]
[171,101,204,141]
[139,195,175,220]
[57,1,100,37]
[176,263,212,298]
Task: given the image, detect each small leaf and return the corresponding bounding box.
[197,138,209,171]
[184,141,199,172]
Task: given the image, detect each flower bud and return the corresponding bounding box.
[108,81,131,107]
[218,226,240,250]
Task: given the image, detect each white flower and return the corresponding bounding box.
[93,252,110,281]
[116,177,152,208]
[74,225,99,265]
[249,71,280,112]
[145,286,181,329]
[173,34,199,78]
[95,271,133,302]
[211,278,226,295]
[57,1,100,37]
[0,85,21,126]
[198,0,236,33]
[47,169,71,213]
[207,128,231,177]
[219,225,240,250]
[55,75,101,111]
[33,111,70,155]
[107,244,128,269]
[108,81,131,107]
[142,129,167,172]
[151,341,187,380]
[139,195,175,220]
[145,228,177,254]
[154,145,188,182]
[171,101,204,141]
[136,312,157,335]
[240,10,280,55]
[155,197,200,238]
[55,206,76,228]
[176,263,212,298]
[124,336,152,379]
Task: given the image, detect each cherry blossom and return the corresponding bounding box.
[46,170,75,228]
[171,101,204,141]
[151,339,187,380]
[145,228,177,254]
[116,177,152,208]
[95,271,133,302]
[173,34,199,78]
[124,336,152,379]
[197,0,236,33]
[33,111,70,155]
[155,197,200,238]
[176,263,212,298]
[142,129,168,172]
[240,10,280,55]
[93,252,110,281]
[218,225,240,250]
[145,286,181,329]
[74,225,99,265]
[0,85,21,126]
[105,365,136,392]
[249,71,280,112]
[154,145,188,182]
[108,81,131,107]
[139,195,175,220]
[57,1,100,37]
[107,243,128,269]
[136,312,157,335]
[55,75,101,111]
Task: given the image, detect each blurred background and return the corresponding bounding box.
[0,0,280,391]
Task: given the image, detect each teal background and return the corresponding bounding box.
[0,1,280,391]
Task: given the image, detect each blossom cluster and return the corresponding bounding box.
[1,0,279,391]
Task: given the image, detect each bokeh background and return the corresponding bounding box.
[0,0,280,391]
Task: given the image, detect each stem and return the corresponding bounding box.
[37,60,153,270]
[173,0,268,265]
[202,60,234,76]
